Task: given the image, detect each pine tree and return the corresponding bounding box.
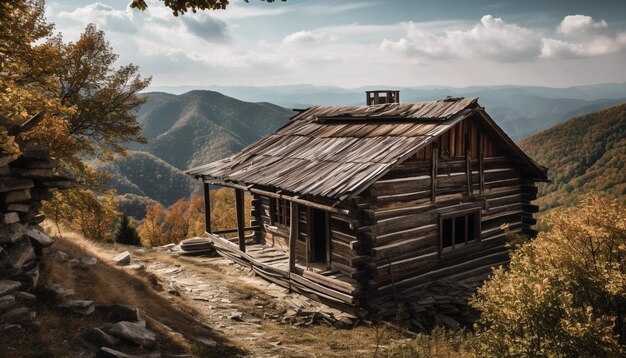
[114,214,141,246]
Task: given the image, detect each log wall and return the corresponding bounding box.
[353,116,539,321]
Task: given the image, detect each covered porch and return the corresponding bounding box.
[201,181,363,315]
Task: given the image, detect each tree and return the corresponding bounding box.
[137,202,166,247]
[114,214,141,246]
[52,189,119,242]
[472,196,626,357]
[130,0,285,16]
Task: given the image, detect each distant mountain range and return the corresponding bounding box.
[148,82,626,140]
[519,102,626,211]
[105,84,626,218]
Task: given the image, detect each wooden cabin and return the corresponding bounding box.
[186,92,548,327]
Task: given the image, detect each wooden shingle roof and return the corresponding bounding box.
[187,97,486,200]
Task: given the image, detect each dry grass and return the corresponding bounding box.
[0,224,244,358]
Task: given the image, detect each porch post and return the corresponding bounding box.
[203,183,211,233]
[235,188,246,252]
[288,201,299,273]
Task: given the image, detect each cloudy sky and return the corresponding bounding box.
[46,0,626,89]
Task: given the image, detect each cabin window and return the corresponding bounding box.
[440,210,480,253]
[272,198,290,227]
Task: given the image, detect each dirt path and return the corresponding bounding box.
[100,245,404,357]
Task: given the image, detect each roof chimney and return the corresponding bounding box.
[366,90,400,105]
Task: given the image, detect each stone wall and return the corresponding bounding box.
[0,141,74,327]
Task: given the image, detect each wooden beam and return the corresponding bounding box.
[431,146,438,202]
[325,211,331,270]
[205,181,350,216]
[479,129,485,195]
[235,188,246,252]
[466,149,472,196]
[203,183,211,233]
[306,207,312,269]
[288,201,299,273]
[212,226,259,235]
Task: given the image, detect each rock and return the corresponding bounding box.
[11,167,55,179]
[80,256,98,268]
[0,154,18,167]
[126,264,144,271]
[4,237,35,269]
[96,347,161,358]
[14,291,36,302]
[48,284,75,299]
[67,258,80,268]
[2,189,32,203]
[113,251,131,266]
[57,299,95,315]
[25,227,54,248]
[97,304,141,322]
[2,212,20,225]
[20,146,50,161]
[155,243,175,252]
[1,307,35,324]
[109,321,159,350]
[84,327,120,347]
[0,223,25,244]
[43,180,76,189]
[0,280,21,297]
[229,312,243,322]
[0,295,16,312]
[52,251,70,262]
[0,177,34,193]
[14,266,40,289]
[0,323,21,330]
[5,203,30,213]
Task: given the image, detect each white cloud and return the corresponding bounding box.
[282,30,337,45]
[558,15,608,36]
[542,15,626,58]
[55,2,139,33]
[381,15,541,61]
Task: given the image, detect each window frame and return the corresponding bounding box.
[439,208,481,256]
[271,198,291,227]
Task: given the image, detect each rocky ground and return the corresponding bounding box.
[1,230,410,357]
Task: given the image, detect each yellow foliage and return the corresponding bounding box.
[472,196,626,357]
[137,188,251,247]
[45,189,119,242]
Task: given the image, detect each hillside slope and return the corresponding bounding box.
[518,103,626,211]
[132,90,293,170]
[101,151,196,207]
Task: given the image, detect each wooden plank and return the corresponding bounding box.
[431,147,438,202]
[466,149,472,195]
[235,188,246,252]
[325,211,331,270]
[203,183,211,233]
[288,201,299,273]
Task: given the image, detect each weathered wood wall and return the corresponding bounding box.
[353,116,539,320]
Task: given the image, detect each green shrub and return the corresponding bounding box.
[114,214,141,246]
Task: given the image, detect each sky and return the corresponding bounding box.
[45,0,626,89]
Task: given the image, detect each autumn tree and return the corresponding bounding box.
[1,1,150,241]
[137,202,166,246]
[114,214,141,246]
[472,196,626,357]
[130,0,285,15]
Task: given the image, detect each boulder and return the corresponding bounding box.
[4,237,35,269]
[5,203,30,213]
[0,280,21,297]
[97,304,141,323]
[57,299,95,315]
[1,307,35,324]
[84,327,120,347]
[80,256,98,268]
[0,295,16,313]
[96,347,161,358]
[2,212,20,225]
[109,321,159,350]
[2,189,32,203]
[0,177,34,193]
[0,223,25,244]
[51,251,70,262]
[112,251,131,266]
[25,227,54,248]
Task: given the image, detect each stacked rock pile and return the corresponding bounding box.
[0,114,75,328]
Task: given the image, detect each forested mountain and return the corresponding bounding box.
[130,90,293,170]
[101,91,292,215]
[519,103,626,211]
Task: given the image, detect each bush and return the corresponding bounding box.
[472,196,626,357]
[114,214,141,246]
